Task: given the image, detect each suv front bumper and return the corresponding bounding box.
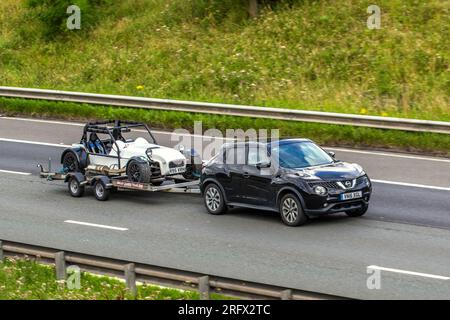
[303,188,371,216]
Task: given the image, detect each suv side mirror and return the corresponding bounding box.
[256,161,271,169]
[327,151,336,158]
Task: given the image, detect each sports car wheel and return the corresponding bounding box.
[279,194,308,226]
[63,152,79,172]
[126,160,151,183]
[94,180,110,201]
[204,184,227,215]
[68,177,84,198]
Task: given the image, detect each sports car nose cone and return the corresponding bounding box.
[305,162,362,180]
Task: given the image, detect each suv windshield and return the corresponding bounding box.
[272,141,334,169]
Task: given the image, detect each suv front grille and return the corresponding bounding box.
[309,175,368,190]
[308,181,340,189]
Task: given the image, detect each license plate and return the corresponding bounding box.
[169,167,185,175]
[340,191,362,200]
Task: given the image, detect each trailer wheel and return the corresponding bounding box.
[68,177,84,197]
[127,159,151,183]
[94,180,110,201]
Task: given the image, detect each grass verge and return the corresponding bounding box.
[0,0,448,121]
[0,257,231,300]
[0,97,449,157]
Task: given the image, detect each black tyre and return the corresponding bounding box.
[279,194,308,226]
[345,205,368,217]
[126,160,151,183]
[68,177,84,198]
[204,183,227,215]
[151,180,164,186]
[94,180,110,201]
[62,152,80,172]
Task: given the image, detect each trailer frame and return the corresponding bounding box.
[38,162,200,201]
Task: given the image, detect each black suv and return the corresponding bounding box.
[200,139,372,226]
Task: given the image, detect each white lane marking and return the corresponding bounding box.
[372,179,450,192]
[3,116,449,163]
[0,117,227,140]
[1,136,449,191]
[328,147,450,163]
[368,265,450,281]
[0,116,84,127]
[0,138,69,148]
[64,220,128,231]
[0,169,32,176]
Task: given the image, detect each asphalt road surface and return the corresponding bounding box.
[0,116,449,299]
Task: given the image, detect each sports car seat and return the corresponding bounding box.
[88,133,107,154]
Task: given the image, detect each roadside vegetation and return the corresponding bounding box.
[1,97,449,157]
[0,257,229,300]
[0,0,448,120]
[0,0,448,155]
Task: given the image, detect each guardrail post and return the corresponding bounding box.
[124,263,137,298]
[55,251,66,281]
[198,276,210,300]
[280,289,293,300]
[248,0,258,17]
[0,241,3,262]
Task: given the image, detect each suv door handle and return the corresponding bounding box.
[243,172,250,178]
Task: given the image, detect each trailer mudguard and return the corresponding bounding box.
[91,176,112,189]
[61,147,89,170]
[64,172,86,184]
[125,156,149,170]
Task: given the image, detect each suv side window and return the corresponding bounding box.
[224,146,246,166]
[247,144,270,166]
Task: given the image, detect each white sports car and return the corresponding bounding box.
[60,120,200,184]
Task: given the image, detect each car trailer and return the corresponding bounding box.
[38,161,200,201]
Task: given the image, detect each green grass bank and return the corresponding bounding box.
[0,257,230,300]
[0,0,448,120]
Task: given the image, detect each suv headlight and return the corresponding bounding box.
[314,185,327,196]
